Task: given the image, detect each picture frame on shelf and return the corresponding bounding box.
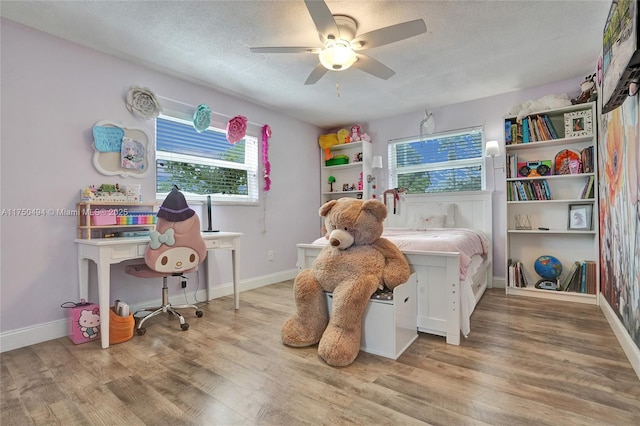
[568,203,592,230]
[564,110,593,138]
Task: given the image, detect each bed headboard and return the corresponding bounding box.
[382,190,493,239]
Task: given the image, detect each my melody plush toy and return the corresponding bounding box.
[282,198,410,366]
[145,186,207,273]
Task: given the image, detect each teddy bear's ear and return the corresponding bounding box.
[362,199,388,221]
[319,200,338,217]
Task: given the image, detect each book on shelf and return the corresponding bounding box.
[536,115,550,140]
[561,261,581,291]
[508,259,529,288]
[505,120,513,144]
[543,115,559,139]
[505,114,559,145]
[580,175,595,199]
[585,260,596,294]
[562,260,596,293]
[581,146,594,173]
[580,261,588,293]
[522,118,530,143]
[541,180,551,199]
[509,179,550,201]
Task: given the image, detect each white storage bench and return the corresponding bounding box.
[325,273,418,360]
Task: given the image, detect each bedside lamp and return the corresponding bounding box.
[486,140,500,158]
[485,140,504,191]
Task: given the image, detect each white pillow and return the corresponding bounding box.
[414,203,456,229]
[414,214,446,230]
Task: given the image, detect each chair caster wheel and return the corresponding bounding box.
[137,328,146,336]
[196,310,203,317]
[181,323,189,331]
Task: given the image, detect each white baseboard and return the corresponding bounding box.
[599,294,640,381]
[0,269,298,353]
[491,276,506,289]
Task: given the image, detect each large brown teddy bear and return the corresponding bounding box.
[282,198,411,366]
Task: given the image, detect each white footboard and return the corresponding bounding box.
[403,250,461,345]
[296,244,465,345]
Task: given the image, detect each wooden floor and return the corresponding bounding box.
[2,284,639,425]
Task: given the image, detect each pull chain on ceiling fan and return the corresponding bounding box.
[250,0,427,85]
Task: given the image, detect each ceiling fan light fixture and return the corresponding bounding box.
[319,40,357,71]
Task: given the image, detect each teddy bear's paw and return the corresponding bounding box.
[281,317,323,347]
[318,328,360,367]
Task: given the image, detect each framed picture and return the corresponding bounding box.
[564,110,593,138]
[568,203,593,230]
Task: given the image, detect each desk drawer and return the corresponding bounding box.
[109,245,140,260]
[206,239,234,249]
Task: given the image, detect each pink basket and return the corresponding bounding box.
[91,209,116,226]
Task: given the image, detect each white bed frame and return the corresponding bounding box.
[296,191,493,345]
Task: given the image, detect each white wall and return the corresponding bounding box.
[363,79,582,280]
[0,19,322,349]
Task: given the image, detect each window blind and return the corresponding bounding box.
[388,127,485,193]
[156,116,259,203]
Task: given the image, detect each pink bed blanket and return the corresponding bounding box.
[312,228,489,281]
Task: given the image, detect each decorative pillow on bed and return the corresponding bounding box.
[414,204,456,229]
[414,214,446,230]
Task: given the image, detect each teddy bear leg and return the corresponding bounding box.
[282,269,328,347]
[318,279,378,367]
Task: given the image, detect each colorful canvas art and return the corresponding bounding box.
[598,95,639,349]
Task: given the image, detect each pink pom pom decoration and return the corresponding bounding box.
[226,115,247,144]
[262,125,272,192]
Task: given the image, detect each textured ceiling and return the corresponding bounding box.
[1,0,612,129]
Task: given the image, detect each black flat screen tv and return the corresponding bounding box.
[602,0,640,113]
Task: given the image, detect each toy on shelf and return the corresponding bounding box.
[336,128,350,145]
[80,183,142,203]
[350,125,362,142]
[319,133,340,161]
[328,176,336,192]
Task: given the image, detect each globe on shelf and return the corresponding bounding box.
[534,255,562,290]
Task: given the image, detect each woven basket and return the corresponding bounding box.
[109,307,134,344]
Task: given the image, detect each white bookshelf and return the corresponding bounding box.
[503,101,599,304]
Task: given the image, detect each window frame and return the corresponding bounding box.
[388,126,488,193]
[155,114,259,206]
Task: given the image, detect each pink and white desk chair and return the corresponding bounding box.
[126,186,207,334]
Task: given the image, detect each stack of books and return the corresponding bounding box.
[505,114,559,145]
[559,260,597,293]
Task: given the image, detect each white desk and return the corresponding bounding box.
[75,232,242,349]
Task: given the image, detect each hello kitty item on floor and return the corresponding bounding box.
[62,299,101,344]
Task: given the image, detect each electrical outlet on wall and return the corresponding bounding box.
[267,250,274,261]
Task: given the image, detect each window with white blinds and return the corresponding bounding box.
[155,115,259,204]
[388,127,486,193]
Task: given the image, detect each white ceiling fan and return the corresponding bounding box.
[250,0,427,85]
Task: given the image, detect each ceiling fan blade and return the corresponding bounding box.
[352,19,426,50]
[304,63,328,85]
[352,53,395,80]
[304,0,340,43]
[250,47,321,54]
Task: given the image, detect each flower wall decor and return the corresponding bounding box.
[226,115,247,144]
[262,125,272,191]
[126,86,163,120]
[193,104,212,133]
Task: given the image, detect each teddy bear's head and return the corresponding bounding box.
[320,198,387,250]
